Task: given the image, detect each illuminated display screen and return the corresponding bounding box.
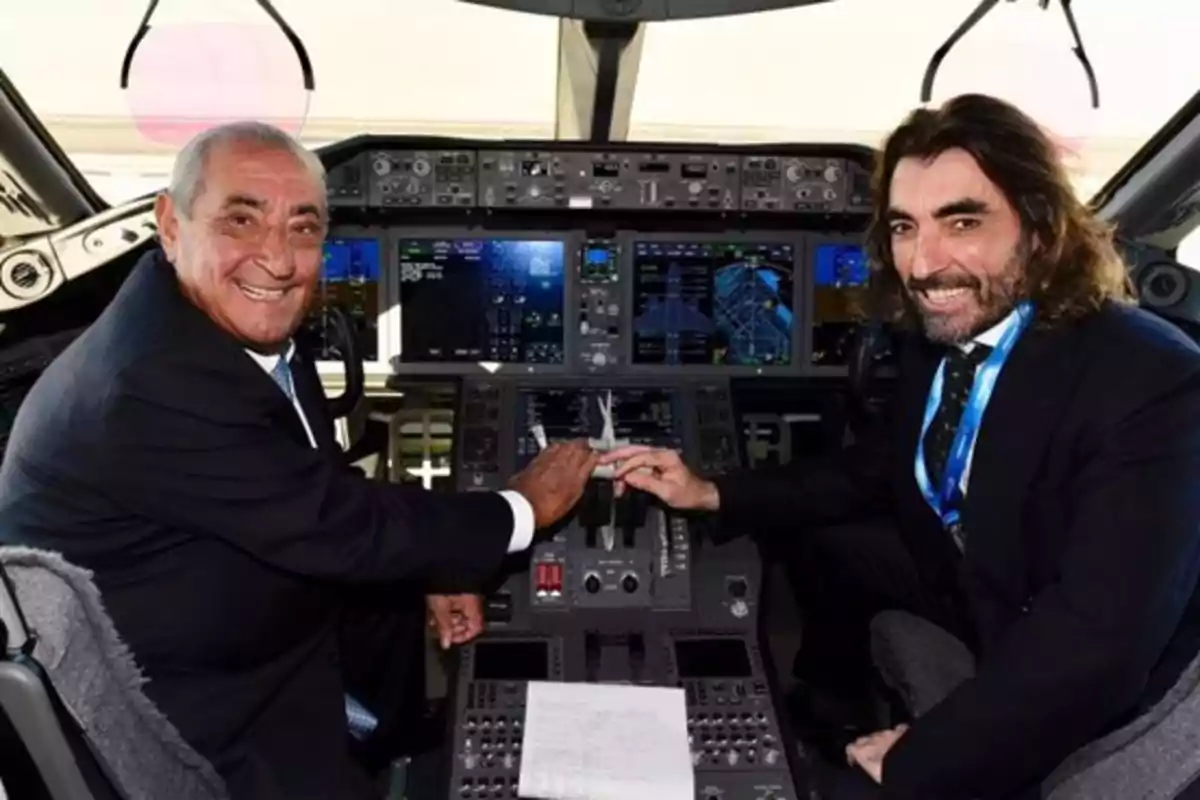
[631,241,795,367]
[812,242,870,366]
[814,243,869,287]
[397,238,565,364]
[303,236,380,361]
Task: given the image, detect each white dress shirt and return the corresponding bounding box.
[244,346,535,554]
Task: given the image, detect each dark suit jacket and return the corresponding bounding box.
[716,302,1200,800]
[0,249,516,799]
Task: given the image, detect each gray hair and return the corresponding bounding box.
[166,121,326,217]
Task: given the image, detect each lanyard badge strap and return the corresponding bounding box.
[914,302,1033,531]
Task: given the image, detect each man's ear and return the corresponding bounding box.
[154,193,180,261]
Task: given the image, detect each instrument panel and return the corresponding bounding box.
[312,137,881,378]
[312,136,884,800]
[306,228,873,377]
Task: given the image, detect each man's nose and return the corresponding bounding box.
[257,226,297,279]
[908,232,949,281]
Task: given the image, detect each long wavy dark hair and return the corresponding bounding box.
[865,93,1134,328]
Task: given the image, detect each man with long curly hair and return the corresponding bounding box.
[601,94,1200,798]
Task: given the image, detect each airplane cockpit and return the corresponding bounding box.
[3,2,1200,799]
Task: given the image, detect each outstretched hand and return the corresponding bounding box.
[597,445,720,511]
[509,439,600,528]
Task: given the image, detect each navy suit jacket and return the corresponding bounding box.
[0,249,515,798]
[717,301,1200,799]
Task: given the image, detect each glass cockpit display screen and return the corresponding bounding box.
[472,641,549,681]
[674,638,753,679]
[302,236,380,361]
[632,241,795,366]
[813,243,869,294]
[397,238,565,364]
[812,242,870,366]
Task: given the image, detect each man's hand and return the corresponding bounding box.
[426,594,484,649]
[846,724,909,784]
[598,445,720,511]
[509,439,599,528]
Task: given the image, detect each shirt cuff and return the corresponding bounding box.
[498,490,535,553]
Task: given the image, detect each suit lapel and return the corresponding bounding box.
[961,322,1082,593]
[138,252,340,454]
[137,253,312,447]
[289,350,340,456]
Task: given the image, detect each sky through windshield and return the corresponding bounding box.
[3,0,1198,205]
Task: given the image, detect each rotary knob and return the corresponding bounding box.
[584,573,602,594]
[621,573,639,593]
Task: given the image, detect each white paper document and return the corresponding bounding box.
[518,680,694,800]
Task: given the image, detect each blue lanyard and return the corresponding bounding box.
[914,302,1033,530]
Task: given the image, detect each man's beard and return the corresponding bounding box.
[904,255,1024,345]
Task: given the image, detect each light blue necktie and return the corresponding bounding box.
[266,355,379,738]
[346,694,380,740]
[269,357,296,401]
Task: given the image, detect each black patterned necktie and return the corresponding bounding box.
[922,345,993,494]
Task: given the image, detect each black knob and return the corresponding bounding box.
[584,573,601,594]
[621,573,639,593]
[728,578,747,598]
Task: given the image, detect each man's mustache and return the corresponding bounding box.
[907,275,981,293]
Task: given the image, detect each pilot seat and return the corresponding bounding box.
[0,546,227,800]
[869,609,1200,798]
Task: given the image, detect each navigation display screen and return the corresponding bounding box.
[397,238,565,364]
[632,240,795,366]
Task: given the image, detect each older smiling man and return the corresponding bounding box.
[0,121,598,799]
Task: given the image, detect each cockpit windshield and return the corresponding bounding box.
[3,0,1200,205]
